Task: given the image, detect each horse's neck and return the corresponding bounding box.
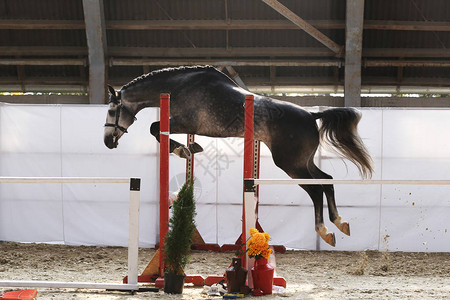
[121,68,221,114]
[121,80,167,113]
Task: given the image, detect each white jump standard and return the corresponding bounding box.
[0,177,141,292]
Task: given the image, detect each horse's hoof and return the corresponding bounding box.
[188,142,203,154]
[340,222,350,236]
[324,232,336,247]
[173,146,191,159]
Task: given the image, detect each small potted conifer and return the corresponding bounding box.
[163,180,196,294]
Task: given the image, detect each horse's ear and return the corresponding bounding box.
[107,85,115,96]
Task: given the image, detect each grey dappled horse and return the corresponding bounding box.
[104,66,373,246]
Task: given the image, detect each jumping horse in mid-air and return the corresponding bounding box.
[104,65,373,246]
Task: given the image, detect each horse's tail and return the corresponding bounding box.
[311,108,373,179]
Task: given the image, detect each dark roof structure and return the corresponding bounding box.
[0,0,449,106]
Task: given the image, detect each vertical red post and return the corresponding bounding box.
[242,94,255,268]
[159,93,170,277]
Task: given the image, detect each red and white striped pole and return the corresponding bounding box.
[243,94,256,275]
[159,93,170,277]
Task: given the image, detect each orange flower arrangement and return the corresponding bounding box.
[246,228,272,260]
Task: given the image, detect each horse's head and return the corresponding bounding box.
[104,85,136,149]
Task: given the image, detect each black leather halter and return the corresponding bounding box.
[104,93,132,136]
[104,104,129,135]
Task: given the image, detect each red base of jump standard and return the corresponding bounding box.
[204,275,286,288]
[0,289,37,300]
[123,274,205,287]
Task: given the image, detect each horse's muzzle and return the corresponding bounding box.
[104,135,118,149]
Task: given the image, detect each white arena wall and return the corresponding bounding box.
[0,102,449,252]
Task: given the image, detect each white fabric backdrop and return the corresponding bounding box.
[0,103,449,252]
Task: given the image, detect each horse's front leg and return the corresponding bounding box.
[169,118,204,156]
[150,121,203,159]
[150,121,190,158]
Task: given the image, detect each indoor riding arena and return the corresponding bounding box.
[1,1,449,299]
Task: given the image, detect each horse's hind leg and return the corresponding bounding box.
[288,167,336,246]
[309,163,350,236]
[302,183,336,247]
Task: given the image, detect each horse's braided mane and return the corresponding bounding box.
[120,65,216,91]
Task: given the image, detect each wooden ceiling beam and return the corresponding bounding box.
[364,59,450,67]
[109,58,343,67]
[0,46,87,56]
[1,57,449,68]
[1,19,449,31]
[262,0,343,55]
[224,65,248,89]
[0,58,87,66]
[111,47,450,58]
[108,47,336,57]
[364,20,450,31]
[0,19,85,30]
[362,48,450,58]
[1,47,450,58]
[0,77,86,85]
[106,19,345,30]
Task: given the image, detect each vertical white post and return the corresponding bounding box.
[127,178,141,286]
[244,191,257,247]
[244,179,257,288]
[244,191,258,246]
[244,182,258,254]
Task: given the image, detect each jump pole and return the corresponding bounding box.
[0,177,141,291]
